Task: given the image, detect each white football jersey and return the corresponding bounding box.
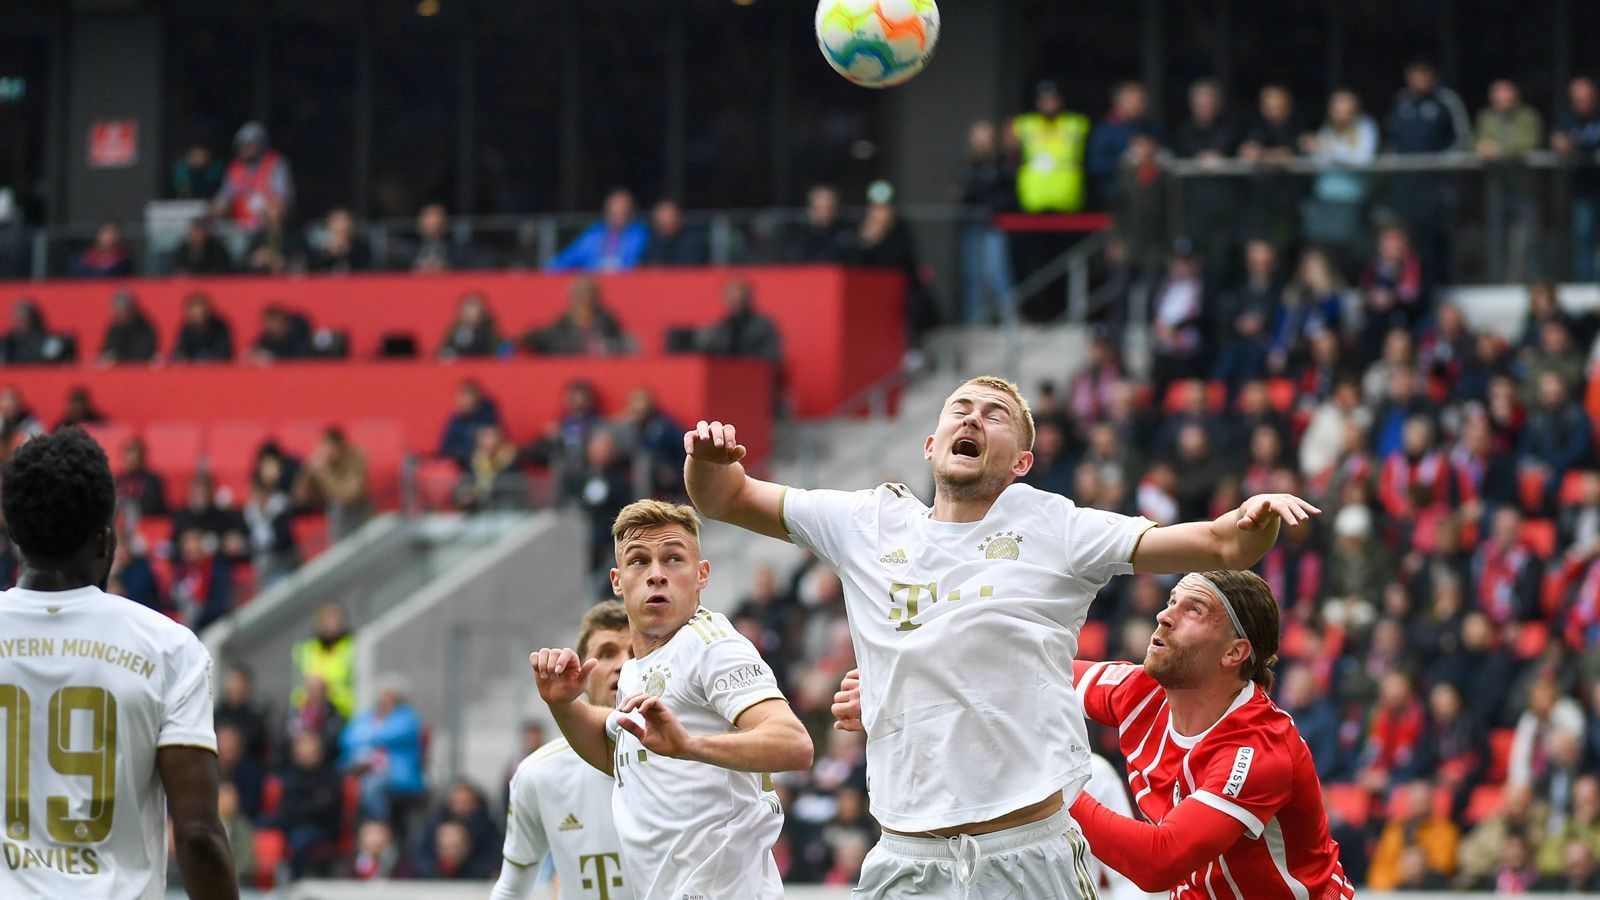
[782,481,1154,833]
[604,608,786,900]
[503,738,632,900]
[0,586,217,900]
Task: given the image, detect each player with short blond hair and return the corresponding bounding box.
[531,499,812,900]
[684,375,1318,898]
[495,601,633,900]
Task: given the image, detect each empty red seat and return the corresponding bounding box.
[140,421,203,510]
[1467,783,1505,824]
[1322,784,1371,827]
[275,420,328,460]
[1515,621,1550,659]
[260,775,283,818]
[253,827,286,889]
[1560,470,1588,506]
[416,458,462,510]
[348,418,407,499]
[291,514,329,557]
[81,422,136,467]
[1520,519,1557,559]
[206,420,272,500]
[1078,620,1108,662]
[1519,469,1547,512]
[1266,379,1296,413]
[1488,728,1516,783]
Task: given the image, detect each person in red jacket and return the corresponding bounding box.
[212,121,294,233]
[833,568,1353,898]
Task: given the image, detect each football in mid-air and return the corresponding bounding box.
[814,0,940,89]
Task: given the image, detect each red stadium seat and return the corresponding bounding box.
[416,458,462,510]
[1322,784,1371,827]
[1515,621,1549,659]
[1543,569,1572,617]
[1520,519,1557,559]
[206,420,272,500]
[291,514,329,558]
[347,418,407,500]
[1489,729,1516,783]
[1519,469,1547,512]
[275,420,327,461]
[1559,470,1588,506]
[1078,621,1107,662]
[1266,379,1296,413]
[1205,380,1226,413]
[81,422,136,468]
[253,827,286,889]
[260,775,283,818]
[1467,784,1505,824]
[140,421,203,510]
[132,515,171,558]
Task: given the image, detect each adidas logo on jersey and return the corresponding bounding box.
[559,813,583,831]
[879,548,910,564]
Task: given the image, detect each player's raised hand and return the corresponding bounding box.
[831,668,864,733]
[617,692,697,759]
[684,420,747,466]
[530,648,595,706]
[1237,494,1321,531]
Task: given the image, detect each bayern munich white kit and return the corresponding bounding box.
[0,586,217,900]
[604,607,787,900]
[502,737,633,900]
[782,481,1155,897]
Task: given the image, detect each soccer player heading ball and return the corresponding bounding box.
[684,376,1321,898]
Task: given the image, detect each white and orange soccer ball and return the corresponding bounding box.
[814,0,940,89]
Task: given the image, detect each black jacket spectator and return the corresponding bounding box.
[438,382,502,469]
[55,387,105,430]
[307,209,373,274]
[1387,69,1470,154]
[402,204,473,272]
[100,292,159,363]
[167,219,235,275]
[2,301,74,365]
[1522,383,1594,474]
[214,666,272,763]
[171,293,234,362]
[251,307,314,361]
[419,781,503,878]
[116,437,168,517]
[437,293,500,359]
[701,279,782,365]
[785,185,853,263]
[641,200,709,267]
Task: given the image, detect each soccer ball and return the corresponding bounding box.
[815,0,940,89]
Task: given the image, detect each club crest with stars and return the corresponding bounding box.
[978,530,1024,560]
[642,664,672,698]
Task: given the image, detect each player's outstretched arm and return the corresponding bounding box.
[159,746,240,900]
[531,648,614,775]
[1132,493,1320,574]
[1069,792,1247,893]
[683,419,791,541]
[618,694,814,773]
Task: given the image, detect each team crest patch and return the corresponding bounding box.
[978,530,1024,560]
[643,665,672,698]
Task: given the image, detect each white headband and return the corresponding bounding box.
[1179,573,1252,662]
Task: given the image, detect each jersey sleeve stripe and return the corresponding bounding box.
[1191,790,1265,838]
[777,485,793,539]
[1127,522,1159,564]
[1081,661,1109,686]
[155,740,219,753]
[502,852,540,868]
[729,691,787,727]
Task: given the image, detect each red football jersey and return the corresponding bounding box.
[1077,660,1356,899]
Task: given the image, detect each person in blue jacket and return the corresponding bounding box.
[547,188,650,273]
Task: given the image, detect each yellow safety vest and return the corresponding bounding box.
[291,634,356,719]
[1013,111,1090,213]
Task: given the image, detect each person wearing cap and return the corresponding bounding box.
[1012,80,1091,213]
[213,120,295,233]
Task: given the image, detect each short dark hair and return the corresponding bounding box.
[1,428,116,564]
[577,600,630,660]
[1199,569,1281,691]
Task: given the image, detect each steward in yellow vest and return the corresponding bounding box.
[1012,80,1090,213]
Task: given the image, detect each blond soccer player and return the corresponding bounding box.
[531,500,813,900]
[496,602,633,900]
[683,376,1318,898]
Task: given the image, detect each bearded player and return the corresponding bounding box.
[496,601,633,900]
[0,429,237,900]
[684,376,1318,897]
[833,570,1354,898]
[531,500,812,900]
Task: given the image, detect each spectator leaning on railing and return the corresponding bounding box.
[545,187,649,273]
